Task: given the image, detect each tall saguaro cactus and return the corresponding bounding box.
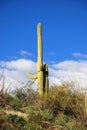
[27,23,49,96]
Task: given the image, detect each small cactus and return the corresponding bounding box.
[27,23,49,96]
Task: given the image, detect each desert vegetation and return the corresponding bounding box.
[0,81,87,130]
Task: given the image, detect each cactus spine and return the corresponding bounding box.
[27,23,49,96]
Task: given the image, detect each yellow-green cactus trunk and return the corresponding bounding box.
[37,23,43,71]
[85,95,87,115]
[27,23,49,96]
[37,23,44,95]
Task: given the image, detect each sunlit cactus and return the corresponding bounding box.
[27,23,49,96]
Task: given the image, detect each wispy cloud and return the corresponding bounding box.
[19,50,32,57]
[72,52,87,59]
[49,51,55,56]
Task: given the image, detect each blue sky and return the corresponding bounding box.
[0,0,87,63]
[0,0,87,90]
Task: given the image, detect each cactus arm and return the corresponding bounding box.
[27,72,38,79]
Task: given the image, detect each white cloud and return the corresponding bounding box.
[0,58,87,91]
[51,60,87,76]
[50,60,87,89]
[0,59,37,91]
[0,59,37,72]
[73,52,87,59]
[19,50,32,57]
[49,76,61,87]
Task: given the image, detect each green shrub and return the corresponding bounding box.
[0,82,87,129]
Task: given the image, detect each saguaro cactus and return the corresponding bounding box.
[27,23,49,96]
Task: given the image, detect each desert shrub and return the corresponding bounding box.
[0,112,15,130]
[54,113,86,130]
[64,90,85,119]
[13,82,37,105]
[5,94,26,110]
[8,114,26,128]
[35,84,86,120]
[0,82,86,129]
[0,110,43,130]
[23,122,44,130]
[35,85,72,115]
[41,109,53,121]
[0,92,6,107]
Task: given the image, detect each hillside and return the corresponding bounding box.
[0,82,87,130]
